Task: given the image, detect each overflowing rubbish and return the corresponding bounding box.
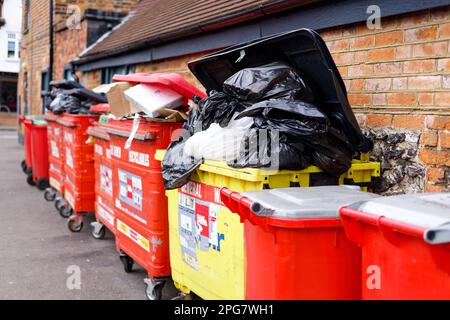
[162,59,366,189]
[45,80,108,115]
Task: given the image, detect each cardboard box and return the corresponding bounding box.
[94,82,140,117]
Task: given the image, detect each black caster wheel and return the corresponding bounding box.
[26,174,36,186]
[67,218,83,233]
[145,280,164,301]
[25,167,32,175]
[59,204,73,218]
[55,197,64,212]
[21,160,27,173]
[120,254,134,273]
[44,188,56,202]
[36,179,49,191]
[91,224,106,240]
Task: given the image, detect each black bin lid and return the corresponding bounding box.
[188,28,371,152]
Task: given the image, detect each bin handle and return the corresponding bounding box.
[56,118,79,128]
[105,128,155,141]
[424,223,450,245]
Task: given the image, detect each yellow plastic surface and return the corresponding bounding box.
[156,150,380,299]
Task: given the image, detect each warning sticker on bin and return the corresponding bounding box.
[117,219,150,252]
[118,169,143,211]
[65,148,73,169]
[178,182,224,270]
[100,164,113,196]
[51,141,60,159]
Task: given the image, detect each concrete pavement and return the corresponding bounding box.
[0,130,176,300]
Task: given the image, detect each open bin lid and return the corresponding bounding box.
[348,193,450,244]
[188,28,371,152]
[112,73,207,101]
[235,186,379,219]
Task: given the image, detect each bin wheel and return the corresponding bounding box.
[25,167,32,175]
[26,174,36,186]
[145,281,164,301]
[36,179,49,191]
[44,188,56,202]
[21,160,27,173]
[120,255,134,273]
[67,218,83,233]
[91,224,106,240]
[59,204,73,219]
[55,197,64,212]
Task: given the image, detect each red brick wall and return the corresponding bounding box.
[321,6,449,192]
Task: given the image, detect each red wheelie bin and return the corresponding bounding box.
[221,186,379,300]
[19,115,32,175]
[340,192,450,300]
[104,72,206,300]
[23,118,50,190]
[87,121,115,239]
[44,112,66,211]
[57,113,99,231]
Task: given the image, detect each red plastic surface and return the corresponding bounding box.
[106,119,182,279]
[22,119,33,170]
[112,73,207,100]
[220,187,361,300]
[340,206,450,300]
[91,123,115,234]
[46,113,65,192]
[24,120,49,183]
[90,103,110,113]
[59,114,99,214]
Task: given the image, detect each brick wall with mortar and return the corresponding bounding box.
[80,6,449,194]
[18,0,138,119]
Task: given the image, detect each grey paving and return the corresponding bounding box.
[0,130,177,300]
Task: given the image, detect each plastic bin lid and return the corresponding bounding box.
[241,185,380,219]
[188,28,372,152]
[348,193,450,230]
[32,119,48,126]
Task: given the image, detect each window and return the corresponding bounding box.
[101,65,135,84]
[64,65,75,81]
[6,33,19,59]
[41,69,50,113]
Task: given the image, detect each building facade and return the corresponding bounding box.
[17,0,138,119]
[0,0,22,116]
[72,0,449,194]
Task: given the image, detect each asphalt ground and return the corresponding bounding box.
[0,130,177,300]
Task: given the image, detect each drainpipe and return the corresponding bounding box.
[49,0,54,82]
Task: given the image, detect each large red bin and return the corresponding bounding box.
[19,115,32,175]
[221,186,379,300]
[43,112,66,208]
[57,113,99,231]
[104,72,206,300]
[87,122,115,239]
[23,118,50,190]
[105,119,182,299]
[340,192,450,300]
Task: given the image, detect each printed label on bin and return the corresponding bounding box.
[100,164,113,196]
[50,163,61,174]
[49,177,61,191]
[65,147,73,169]
[97,197,114,227]
[55,128,61,136]
[106,148,111,159]
[95,144,103,156]
[117,219,150,252]
[111,145,121,159]
[51,141,60,159]
[48,127,53,135]
[178,181,224,270]
[64,132,73,144]
[128,151,150,167]
[65,190,75,209]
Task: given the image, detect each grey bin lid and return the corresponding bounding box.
[241,185,380,219]
[349,192,450,244]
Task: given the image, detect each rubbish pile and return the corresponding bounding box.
[45,80,108,115]
[162,62,368,189]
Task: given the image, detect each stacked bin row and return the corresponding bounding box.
[19,27,450,301]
